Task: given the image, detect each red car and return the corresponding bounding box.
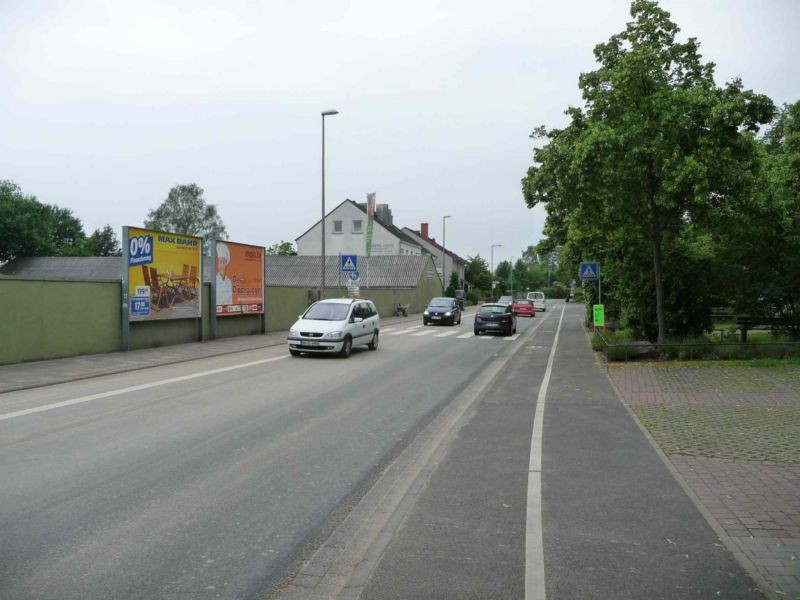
[512,299,536,318]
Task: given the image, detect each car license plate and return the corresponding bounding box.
[432,316,441,320]
[486,323,498,327]
[302,340,320,346]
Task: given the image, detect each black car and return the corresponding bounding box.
[474,302,517,336]
[423,297,462,326]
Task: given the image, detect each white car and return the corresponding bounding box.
[527,291,546,312]
[287,298,380,358]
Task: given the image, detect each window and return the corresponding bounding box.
[333,220,343,234]
[352,219,363,233]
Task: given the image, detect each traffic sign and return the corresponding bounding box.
[593,304,605,327]
[341,255,358,271]
[348,270,360,282]
[579,262,599,281]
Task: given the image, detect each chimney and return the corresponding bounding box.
[421,222,429,240]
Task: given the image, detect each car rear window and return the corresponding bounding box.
[479,305,508,316]
[515,300,532,305]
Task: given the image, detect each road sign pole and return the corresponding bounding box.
[598,263,601,305]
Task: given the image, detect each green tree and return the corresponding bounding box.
[0,181,53,261]
[145,183,227,254]
[522,0,773,341]
[266,240,297,256]
[465,254,491,294]
[86,225,122,256]
[0,181,89,260]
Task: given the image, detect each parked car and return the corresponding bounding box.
[512,299,535,318]
[527,291,546,312]
[497,295,514,305]
[287,298,379,358]
[474,302,517,336]
[423,297,461,326]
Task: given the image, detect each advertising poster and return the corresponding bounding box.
[214,240,264,316]
[126,227,202,321]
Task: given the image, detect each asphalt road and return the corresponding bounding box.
[0,306,535,600]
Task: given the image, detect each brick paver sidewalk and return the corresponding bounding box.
[610,363,800,600]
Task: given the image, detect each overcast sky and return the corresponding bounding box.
[2,0,798,265]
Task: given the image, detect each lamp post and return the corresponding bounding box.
[490,243,502,299]
[320,109,338,300]
[442,215,451,295]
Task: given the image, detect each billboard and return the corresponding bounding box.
[214,240,264,316]
[125,227,202,321]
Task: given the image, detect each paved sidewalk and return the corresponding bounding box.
[610,363,800,600]
[0,313,425,394]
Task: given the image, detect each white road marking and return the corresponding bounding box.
[457,333,474,339]
[434,330,460,338]
[503,334,521,341]
[380,328,397,334]
[411,330,435,337]
[0,355,290,422]
[386,326,422,336]
[525,305,566,600]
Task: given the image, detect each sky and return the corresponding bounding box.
[2,0,798,266]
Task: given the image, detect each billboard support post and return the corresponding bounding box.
[121,226,130,351]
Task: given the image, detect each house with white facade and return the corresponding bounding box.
[401,223,467,288]
[296,199,424,257]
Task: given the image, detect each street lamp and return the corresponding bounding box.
[490,244,502,299]
[442,215,451,295]
[320,109,338,300]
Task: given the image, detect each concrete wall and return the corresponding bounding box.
[0,278,121,364]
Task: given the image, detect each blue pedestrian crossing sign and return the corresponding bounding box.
[579,262,599,281]
[341,255,358,271]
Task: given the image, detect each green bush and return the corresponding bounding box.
[466,290,479,305]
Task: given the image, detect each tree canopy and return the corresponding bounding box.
[522,0,777,341]
[265,241,297,256]
[145,183,227,254]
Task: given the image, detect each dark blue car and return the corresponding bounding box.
[423,297,462,326]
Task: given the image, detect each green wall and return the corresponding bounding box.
[0,278,121,364]
[0,263,444,364]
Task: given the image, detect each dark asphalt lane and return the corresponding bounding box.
[0,308,538,600]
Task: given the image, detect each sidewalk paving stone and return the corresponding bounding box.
[609,362,800,599]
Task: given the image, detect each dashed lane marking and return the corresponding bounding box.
[411,330,436,337]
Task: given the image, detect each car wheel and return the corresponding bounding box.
[474,328,480,336]
[339,336,352,358]
[513,325,517,334]
[289,349,301,357]
[423,320,428,326]
[367,331,379,350]
[457,316,462,325]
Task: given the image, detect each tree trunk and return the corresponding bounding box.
[648,192,667,344]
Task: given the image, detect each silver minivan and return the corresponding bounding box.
[287,298,380,358]
[526,291,546,312]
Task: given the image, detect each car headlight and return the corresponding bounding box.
[444,311,452,316]
[323,331,343,339]
[423,310,429,315]
[289,328,299,336]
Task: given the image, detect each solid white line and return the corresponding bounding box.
[434,330,460,338]
[0,355,290,422]
[525,305,566,600]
